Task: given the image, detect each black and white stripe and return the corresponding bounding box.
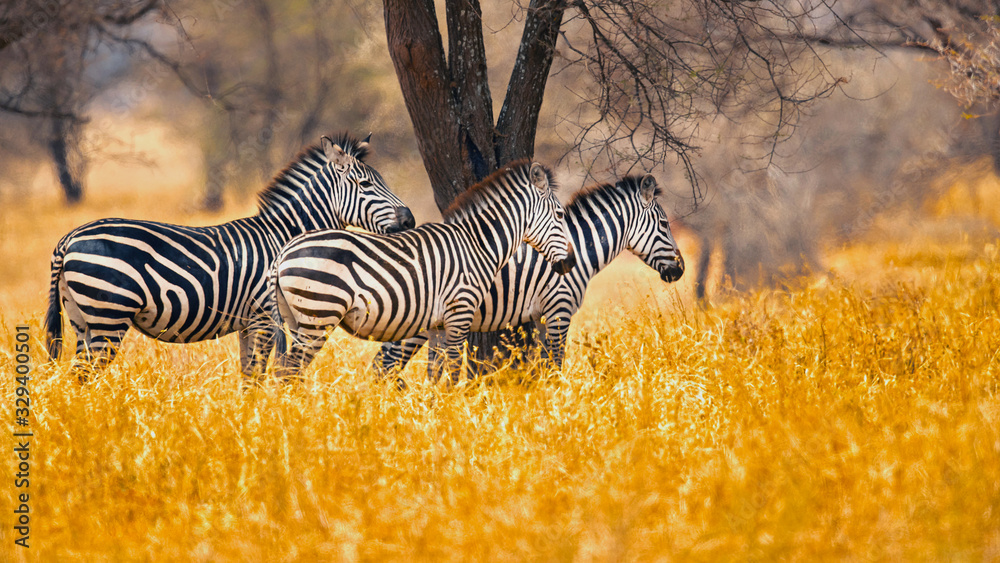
[374,174,684,376]
[44,133,414,379]
[270,160,576,381]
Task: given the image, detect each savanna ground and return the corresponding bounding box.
[0,126,999,560]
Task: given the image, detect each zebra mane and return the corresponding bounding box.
[566,175,662,209]
[256,132,370,212]
[442,160,558,222]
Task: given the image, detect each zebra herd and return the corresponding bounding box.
[44,132,685,384]
[373,173,684,381]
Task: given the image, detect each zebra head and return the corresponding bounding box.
[625,174,684,283]
[524,162,576,275]
[320,135,415,234]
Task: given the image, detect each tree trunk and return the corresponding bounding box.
[383,0,565,201]
[49,117,83,204]
[296,2,334,145]
[696,234,712,302]
[467,0,566,374]
[383,0,566,375]
[251,0,280,180]
[494,0,565,164]
[383,0,467,209]
[990,113,1000,175]
[203,153,226,212]
[202,61,226,212]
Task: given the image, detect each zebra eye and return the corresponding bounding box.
[359,179,374,190]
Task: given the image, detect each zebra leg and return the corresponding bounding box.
[424,330,449,383]
[61,288,130,383]
[372,335,427,389]
[254,293,288,381]
[271,276,330,383]
[371,343,395,376]
[73,329,127,383]
[241,312,283,384]
[442,323,475,384]
[538,293,577,369]
[276,327,327,383]
[250,326,279,379]
[62,289,93,381]
[237,328,268,386]
[69,323,93,384]
[375,336,428,374]
[237,329,255,377]
[540,318,570,369]
[87,332,125,367]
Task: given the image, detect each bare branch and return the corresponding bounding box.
[551,0,863,206]
[0,99,86,122]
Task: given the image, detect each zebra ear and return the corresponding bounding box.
[321,136,350,167]
[529,162,549,194]
[357,132,372,154]
[639,174,658,205]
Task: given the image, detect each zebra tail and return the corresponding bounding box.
[268,262,290,359]
[45,241,67,360]
[273,325,288,356]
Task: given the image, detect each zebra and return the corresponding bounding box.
[269,160,576,382]
[372,173,684,378]
[44,133,415,381]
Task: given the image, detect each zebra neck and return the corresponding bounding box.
[454,203,523,275]
[567,202,629,280]
[255,200,340,241]
[253,207,340,243]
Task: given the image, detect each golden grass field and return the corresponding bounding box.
[1,139,999,560]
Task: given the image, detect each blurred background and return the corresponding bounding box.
[2,0,999,318]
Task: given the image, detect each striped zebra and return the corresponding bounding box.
[270,160,576,382]
[373,173,684,377]
[45,133,414,380]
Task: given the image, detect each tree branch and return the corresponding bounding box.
[95,24,240,111]
[0,99,86,122]
[495,0,566,165]
[102,0,162,27]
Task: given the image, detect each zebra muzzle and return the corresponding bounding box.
[553,245,576,276]
[387,207,415,233]
[660,255,685,282]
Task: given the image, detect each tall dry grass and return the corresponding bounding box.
[1,161,999,560]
